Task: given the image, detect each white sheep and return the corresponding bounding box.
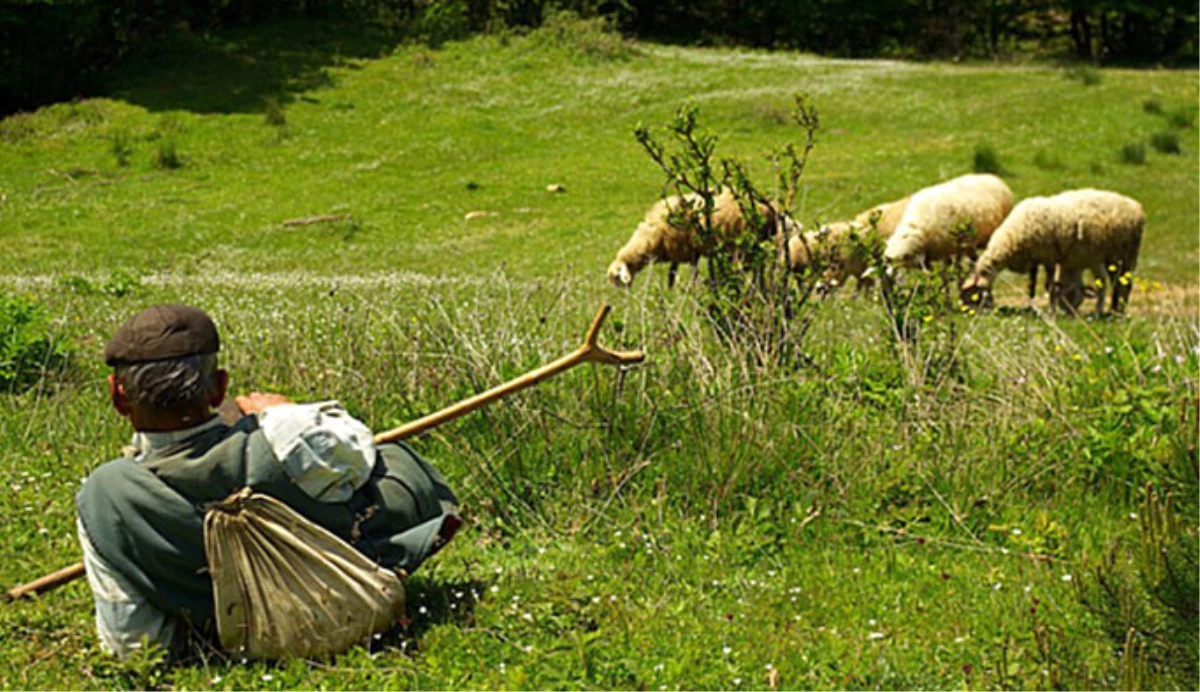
[790,196,911,291]
[607,189,780,288]
[883,174,1015,268]
[960,189,1145,315]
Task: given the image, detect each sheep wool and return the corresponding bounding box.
[884,174,1014,267]
[607,189,778,287]
[963,189,1144,314]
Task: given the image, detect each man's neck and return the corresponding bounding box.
[129,407,214,433]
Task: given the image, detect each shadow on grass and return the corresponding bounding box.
[101,19,405,114]
[374,574,488,653]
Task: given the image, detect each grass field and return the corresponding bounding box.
[1,16,1197,691]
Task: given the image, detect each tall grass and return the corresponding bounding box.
[0,272,1196,688]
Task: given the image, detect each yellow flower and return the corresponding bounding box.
[1108,264,1118,272]
[971,292,980,302]
[923,314,934,323]
[968,309,976,316]
[1093,278,1104,288]
[1072,354,1082,361]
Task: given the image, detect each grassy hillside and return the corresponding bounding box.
[0,18,1196,286]
[0,17,1197,691]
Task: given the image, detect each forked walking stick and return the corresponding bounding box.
[5,304,642,602]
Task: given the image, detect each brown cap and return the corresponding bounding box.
[104,304,220,366]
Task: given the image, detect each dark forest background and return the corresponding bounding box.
[2,0,1197,114]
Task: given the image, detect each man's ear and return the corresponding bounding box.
[108,373,132,418]
[209,369,230,409]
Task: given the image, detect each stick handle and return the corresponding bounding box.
[374,304,643,444]
[4,562,85,602]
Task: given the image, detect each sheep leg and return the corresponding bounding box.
[1093,264,1108,317]
[1050,263,1063,316]
[1027,265,1038,302]
[1110,259,1126,314]
[667,263,679,289]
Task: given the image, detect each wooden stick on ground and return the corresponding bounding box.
[4,304,642,602]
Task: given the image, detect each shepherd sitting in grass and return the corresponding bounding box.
[76,304,461,660]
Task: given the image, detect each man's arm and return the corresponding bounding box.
[77,520,177,659]
[238,393,377,503]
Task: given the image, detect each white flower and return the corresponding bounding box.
[522,612,533,621]
[210,677,222,684]
[654,663,665,672]
[491,585,500,594]
[954,637,965,643]
[1129,513,1139,520]
[261,674,273,682]
[868,632,885,640]
[418,605,428,614]
[733,678,742,686]
[993,582,1002,590]
[1061,574,1073,582]
[1011,528,1022,536]
[722,646,732,655]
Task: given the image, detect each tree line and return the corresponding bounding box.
[2,0,1196,115]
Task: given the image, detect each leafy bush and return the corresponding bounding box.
[110,130,133,167]
[1119,141,1146,165]
[264,96,287,127]
[1032,149,1064,171]
[153,137,183,169]
[1149,130,1181,154]
[0,292,71,393]
[1064,64,1102,86]
[972,143,1005,174]
[527,10,634,62]
[634,96,820,362]
[1167,107,1196,129]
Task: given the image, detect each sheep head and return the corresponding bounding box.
[607,260,634,288]
[959,273,991,308]
[883,228,926,268]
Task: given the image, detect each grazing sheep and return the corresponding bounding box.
[884,174,1015,268]
[784,196,909,292]
[607,189,780,288]
[960,189,1145,315]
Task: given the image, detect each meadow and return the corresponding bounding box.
[1,15,1197,691]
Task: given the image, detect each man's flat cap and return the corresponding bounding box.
[104,304,220,366]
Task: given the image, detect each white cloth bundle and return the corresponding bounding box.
[204,489,406,660]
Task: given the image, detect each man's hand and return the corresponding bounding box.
[235,392,294,415]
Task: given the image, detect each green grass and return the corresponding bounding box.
[0,17,1197,691]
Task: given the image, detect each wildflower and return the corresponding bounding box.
[1175,354,1185,365]
[923,315,933,323]
[963,664,973,675]
[261,674,274,682]
[1011,528,1022,536]
[868,632,885,640]
[723,646,732,655]
[490,585,500,594]
[993,582,1002,590]
[1061,574,1073,582]
[522,612,533,621]
[654,663,665,672]
[210,677,222,685]
[733,678,743,686]
[418,605,428,614]
[1129,512,1138,520]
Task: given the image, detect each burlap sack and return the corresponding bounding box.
[204,488,406,660]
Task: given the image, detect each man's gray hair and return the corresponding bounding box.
[114,353,219,412]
